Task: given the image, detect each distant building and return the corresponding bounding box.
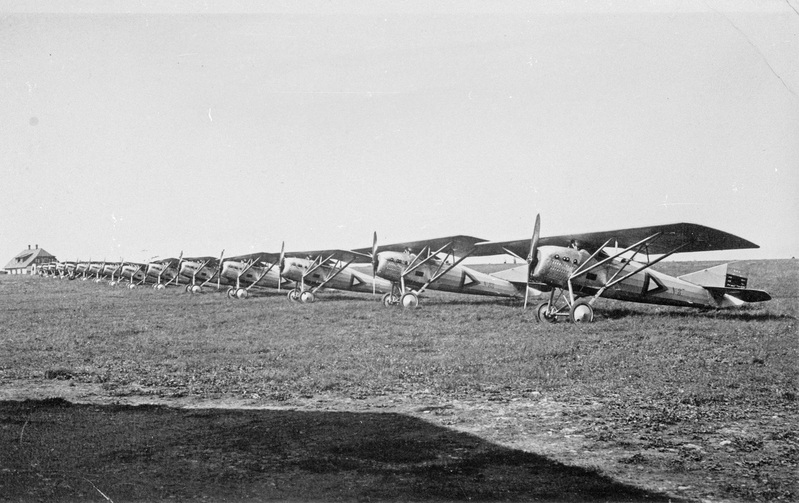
[3,245,57,275]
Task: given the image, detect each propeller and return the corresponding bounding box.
[217,249,225,290]
[371,231,378,295]
[277,241,285,292]
[172,251,184,286]
[524,214,541,309]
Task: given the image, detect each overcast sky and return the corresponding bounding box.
[2,0,797,265]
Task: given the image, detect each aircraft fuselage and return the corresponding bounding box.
[533,246,739,309]
[179,259,231,287]
[146,261,180,284]
[221,260,283,289]
[282,258,392,294]
[376,251,523,298]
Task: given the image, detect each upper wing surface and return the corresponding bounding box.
[226,252,282,263]
[284,248,372,264]
[353,235,487,257]
[474,223,759,258]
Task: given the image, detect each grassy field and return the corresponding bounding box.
[0,259,796,501]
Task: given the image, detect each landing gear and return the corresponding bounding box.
[235,288,249,299]
[190,285,202,294]
[299,291,316,303]
[569,298,594,323]
[534,301,558,323]
[381,292,399,307]
[128,283,137,290]
[381,284,419,308]
[400,292,419,309]
[287,289,301,302]
[154,284,166,290]
[533,296,595,323]
[227,287,236,299]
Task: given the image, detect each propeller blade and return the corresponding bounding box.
[371,231,378,295]
[524,214,541,310]
[278,241,285,292]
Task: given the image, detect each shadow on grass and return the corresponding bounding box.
[1,398,682,502]
[600,307,792,322]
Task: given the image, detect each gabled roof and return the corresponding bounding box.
[4,247,57,270]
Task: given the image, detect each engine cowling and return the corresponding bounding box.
[530,246,589,289]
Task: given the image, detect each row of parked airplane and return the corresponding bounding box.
[36,216,771,322]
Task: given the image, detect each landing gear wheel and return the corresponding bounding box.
[400,292,419,309]
[569,299,594,323]
[185,284,193,293]
[109,281,117,287]
[128,284,137,290]
[226,287,236,299]
[190,285,202,294]
[287,289,301,302]
[236,288,249,299]
[300,291,316,303]
[155,284,166,290]
[534,302,557,323]
[381,292,399,307]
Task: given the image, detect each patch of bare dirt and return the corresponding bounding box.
[0,379,708,501]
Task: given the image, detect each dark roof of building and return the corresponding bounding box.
[4,247,57,270]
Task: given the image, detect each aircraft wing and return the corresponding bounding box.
[353,235,487,257]
[284,248,373,264]
[474,223,760,258]
[226,252,283,263]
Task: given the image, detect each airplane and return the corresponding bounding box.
[72,260,89,279]
[61,261,77,279]
[176,251,232,294]
[86,261,105,282]
[280,246,394,303]
[218,249,293,299]
[356,234,536,308]
[145,256,183,290]
[102,262,124,286]
[471,215,771,322]
[118,261,150,289]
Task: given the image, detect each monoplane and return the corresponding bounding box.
[176,251,231,294]
[219,248,293,299]
[281,246,393,303]
[473,215,771,322]
[356,234,535,308]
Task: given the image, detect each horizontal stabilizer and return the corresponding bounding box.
[681,263,771,304]
[705,287,772,303]
[489,264,527,283]
[489,265,551,291]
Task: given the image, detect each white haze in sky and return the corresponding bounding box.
[2,0,797,265]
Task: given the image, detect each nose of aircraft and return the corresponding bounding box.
[375,253,396,280]
[280,259,294,279]
[179,261,198,276]
[220,261,236,278]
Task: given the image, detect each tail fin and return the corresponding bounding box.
[680,263,771,304]
[679,263,750,288]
